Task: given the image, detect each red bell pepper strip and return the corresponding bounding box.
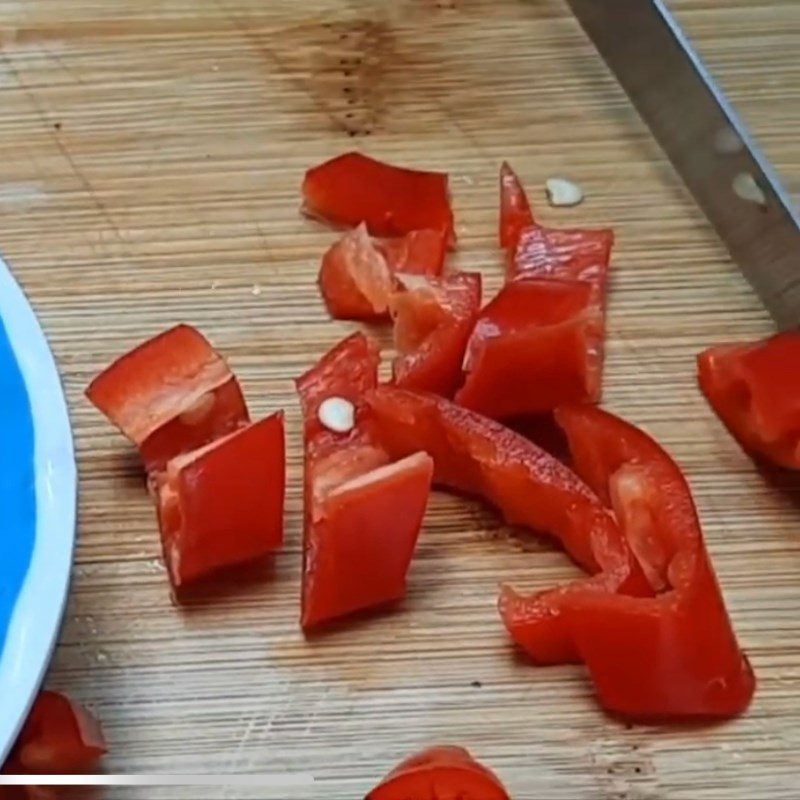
[4,691,106,774]
[367,746,510,800]
[296,334,433,629]
[376,228,448,277]
[697,332,800,469]
[155,412,285,589]
[86,324,249,472]
[302,152,455,244]
[503,405,755,719]
[318,223,394,320]
[499,161,534,254]
[390,272,482,398]
[364,387,649,663]
[455,276,604,417]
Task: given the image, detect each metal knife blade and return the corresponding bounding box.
[565,0,800,329]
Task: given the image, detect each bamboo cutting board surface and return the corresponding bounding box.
[1,0,799,797]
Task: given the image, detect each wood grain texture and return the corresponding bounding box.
[0,0,798,797]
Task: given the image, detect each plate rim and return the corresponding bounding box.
[0,259,76,765]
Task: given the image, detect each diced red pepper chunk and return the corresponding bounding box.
[86,324,249,472]
[499,161,534,254]
[155,412,285,589]
[376,228,448,277]
[455,276,604,418]
[697,332,800,469]
[390,271,482,398]
[318,223,394,321]
[302,152,455,244]
[368,746,510,800]
[5,691,106,775]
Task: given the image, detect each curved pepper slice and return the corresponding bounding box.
[155,412,286,589]
[499,161,534,254]
[296,334,433,629]
[697,332,800,469]
[318,223,394,320]
[364,387,649,662]
[504,405,755,719]
[377,228,447,277]
[367,746,510,800]
[86,324,249,472]
[455,276,603,417]
[390,272,482,398]
[303,152,455,244]
[5,691,106,774]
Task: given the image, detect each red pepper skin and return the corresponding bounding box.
[86,325,249,472]
[296,334,433,629]
[303,152,455,244]
[318,223,394,320]
[697,332,800,469]
[499,161,534,254]
[377,229,447,277]
[455,276,603,417]
[367,746,510,800]
[4,691,106,774]
[505,404,755,719]
[155,412,285,589]
[390,272,482,398]
[364,387,649,663]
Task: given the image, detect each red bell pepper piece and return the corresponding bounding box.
[376,228,448,276]
[86,324,249,472]
[296,334,433,629]
[503,405,755,719]
[318,223,394,321]
[367,746,510,800]
[302,152,455,244]
[390,272,481,398]
[499,161,534,254]
[455,276,604,417]
[5,691,106,774]
[364,387,649,663]
[697,332,800,469]
[155,412,285,589]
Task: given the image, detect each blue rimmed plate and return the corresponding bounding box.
[0,259,76,764]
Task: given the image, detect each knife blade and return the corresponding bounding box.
[565,0,800,329]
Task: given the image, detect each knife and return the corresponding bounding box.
[565,0,800,329]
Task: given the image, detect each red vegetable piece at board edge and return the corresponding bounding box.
[499,161,534,254]
[390,271,481,398]
[302,152,455,245]
[366,745,510,800]
[456,276,604,418]
[155,412,285,589]
[363,387,650,664]
[295,334,433,629]
[85,324,249,472]
[697,331,800,469]
[376,228,448,277]
[502,405,755,719]
[318,223,394,321]
[6,691,106,774]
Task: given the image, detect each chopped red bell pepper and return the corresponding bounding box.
[364,387,649,662]
[697,332,800,469]
[86,324,249,472]
[455,276,604,417]
[296,334,433,629]
[499,161,534,255]
[5,691,106,774]
[376,228,448,276]
[390,271,482,398]
[155,412,285,589]
[302,152,455,244]
[367,746,510,800]
[502,405,755,719]
[318,223,394,321]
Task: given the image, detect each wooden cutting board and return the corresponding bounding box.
[1,0,799,797]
